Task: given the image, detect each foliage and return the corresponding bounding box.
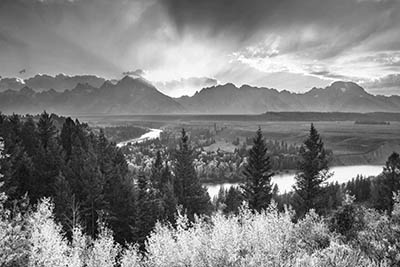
[173,129,211,220]
[0,195,396,267]
[294,123,331,216]
[329,194,365,242]
[356,195,400,265]
[86,222,121,267]
[240,127,274,212]
[28,198,70,267]
[371,152,400,213]
[0,112,136,243]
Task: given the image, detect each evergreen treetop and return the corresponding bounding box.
[241,127,274,212]
[294,123,331,215]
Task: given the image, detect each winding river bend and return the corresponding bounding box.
[117,128,163,148]
[206,165,383,199]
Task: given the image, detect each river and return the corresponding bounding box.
[116,128,163,148]
[205,165,384,199]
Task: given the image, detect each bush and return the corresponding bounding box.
[0,197,397,267]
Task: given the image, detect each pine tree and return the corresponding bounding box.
[173,129,211,220]
[34,136,63,198]
[294,123,331,216]
[60,117,76,160]
[372,152,400,213]
[384,152,400,213]
[150,151,163,190]
[134,171,158,245]
[80,145,107,238]
[160,160,177,223]
[7,144,36,201]
[240,127,274,212]
[20,116,39,157]
[224,186,244,214]
[37,111,57,149]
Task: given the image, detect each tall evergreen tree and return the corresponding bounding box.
[224,187,244,214]
[150,150,163,190]
[134,171,158,245]
[173,129,211,220]
[384,152,400,213]
[372,152,400,213]
[294,123,331,216]
[20,116,39,157]
[240,127,274,212]
[160,161,177,223]
[37,111,57,149]
[7,144,35,200]
[60,117,76,160]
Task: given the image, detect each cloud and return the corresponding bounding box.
[360,73,400,95]
[162,0,400,82]
[155,77,218,97]
[0,0,400,95]
[365,74,400,88]
[122,69,147,78]
[309,71,350,81]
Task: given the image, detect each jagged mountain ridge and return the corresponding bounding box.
[176,81,400,113]
[0,73,106,92]
[1,77,400,114]
[0,76,184,114]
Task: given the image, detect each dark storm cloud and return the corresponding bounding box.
[163,0,383,34]
[162,0,400,58]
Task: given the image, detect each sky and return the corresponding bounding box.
[0,0,400,97]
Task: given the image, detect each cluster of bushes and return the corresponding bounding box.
[1,193,400,266]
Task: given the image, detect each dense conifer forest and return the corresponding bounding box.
[1,112,400,266]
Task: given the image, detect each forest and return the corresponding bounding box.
[1,112,400,266]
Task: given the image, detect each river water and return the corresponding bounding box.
[206,165,384,199]
[116,128,163,147]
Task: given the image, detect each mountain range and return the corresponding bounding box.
[0,73,106,92]
[1,74,400,114]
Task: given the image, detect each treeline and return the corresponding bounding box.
[0,112,211,245]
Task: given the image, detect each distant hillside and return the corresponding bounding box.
[176,81,400,113]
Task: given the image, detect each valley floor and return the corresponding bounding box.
[79,114,400,166]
